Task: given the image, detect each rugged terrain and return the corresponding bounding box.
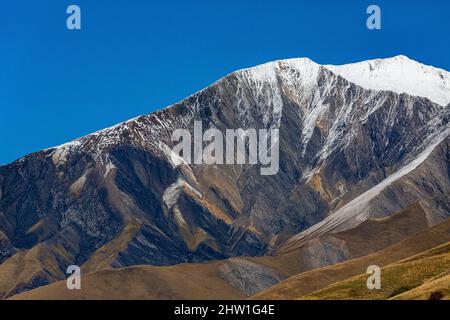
[0,55,449,299]
[10,206,450,300]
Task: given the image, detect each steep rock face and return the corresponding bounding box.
[219,258,284,296]
[0,232,15,263]
[277,134,450,253]
[0,56,449,295]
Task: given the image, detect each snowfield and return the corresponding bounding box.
[326,55,450,106]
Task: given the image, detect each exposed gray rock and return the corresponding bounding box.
[0,233,15,263]
[219,258,284,296]
[297,236,351,271]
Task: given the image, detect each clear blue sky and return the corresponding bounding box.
[1,0,449,164]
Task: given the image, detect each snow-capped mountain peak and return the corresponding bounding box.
[2,54,450,298]
[325,55,450,106]
[34,55,448,171]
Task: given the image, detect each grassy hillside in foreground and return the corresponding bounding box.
[9,260,246,300]
[252,217,450,299]
[302,242,450,300]
[392,273,450,300]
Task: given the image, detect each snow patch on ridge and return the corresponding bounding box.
[51,140,82,165]
[163,178,202,209]
[235,58,321,128]
[326,55,450,106]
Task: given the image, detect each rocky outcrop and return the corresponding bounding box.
[219,258,284,296]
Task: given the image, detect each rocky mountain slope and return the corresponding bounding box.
[0,55,449,298]
[9,202,449,300]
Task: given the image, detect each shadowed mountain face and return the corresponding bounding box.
[0,56,449,297]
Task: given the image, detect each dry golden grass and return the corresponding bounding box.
[392,273,450,300]
[9,260,245,300]
[252,217,450,300]
[81,221,140,274]
[0,242,68,299]
[302,242,450,300]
